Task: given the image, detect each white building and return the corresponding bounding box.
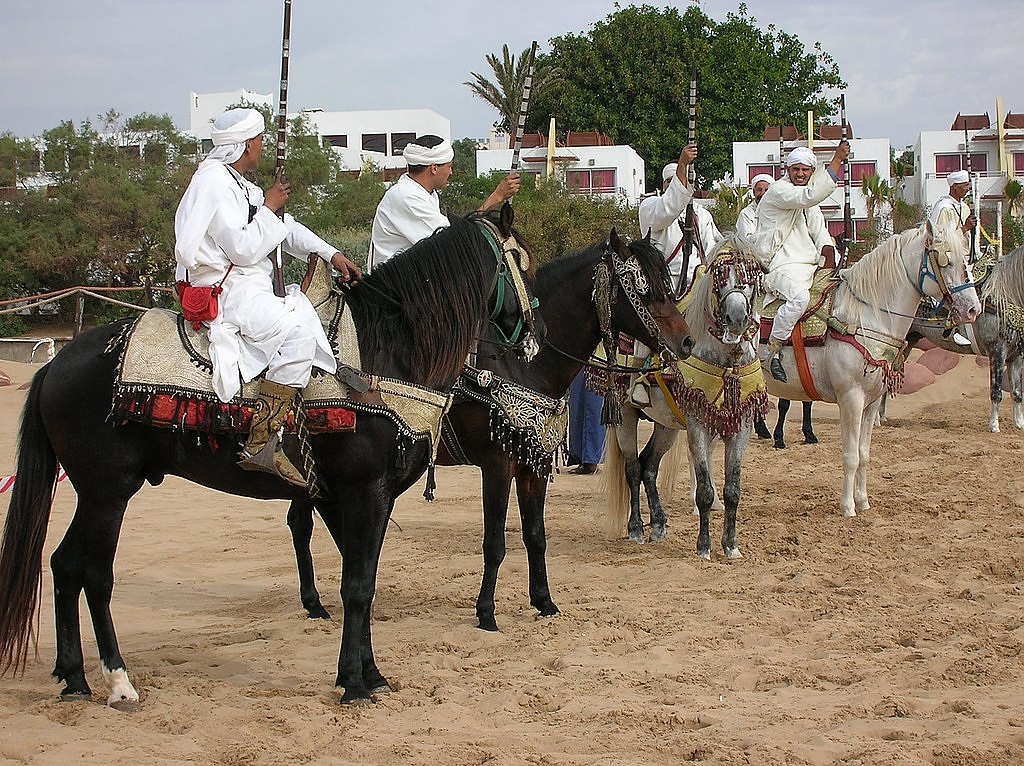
[907,111,1024,225]
[187,90,450,177]
[732,125,891,242]
[476,131,647,205]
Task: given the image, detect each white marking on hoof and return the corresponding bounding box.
[102,666,140,708]
[724,547,743,560]
[697,551,711,561]
[842,508,857,518]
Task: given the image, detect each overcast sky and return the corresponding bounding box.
[3,0,1020,152]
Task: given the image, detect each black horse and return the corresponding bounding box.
[754,399,818,449]
[0,209,535,706]
[287,230,694,630]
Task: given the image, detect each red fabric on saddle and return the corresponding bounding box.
[118,393,355,435]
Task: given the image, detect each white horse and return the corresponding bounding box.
[605,237,767,559]
[762,219,980,516]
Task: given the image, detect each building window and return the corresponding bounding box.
[935,152,988,177]
[1015,153,1024,177]
[323,134,347,148]
[747,164,780,183]
[850,162,876,184]
[567,168,617,195]
[361,133,386,153]
[390,132,416,156]
[201,138,213,154]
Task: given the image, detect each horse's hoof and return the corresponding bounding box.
[536,602,560,618]
[804,433,819,444]
[773,439,787,450]
[990,423,1000,433]
[477,617,499,632]
[109,698,140,713]
[649,526,667,543]
[306,605,331,620]
[627,531,645,544]
[340,694,374,707]
[724,547,743,560]
[59,690,91,702]
[697,550,711,561]
[370,683,393,696]
[842,508,857,518]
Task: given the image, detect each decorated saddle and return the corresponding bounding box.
[759,267,842,345]
[107,264,451,461]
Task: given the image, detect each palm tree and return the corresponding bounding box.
[464,45,557,147]
[861,172,893,229]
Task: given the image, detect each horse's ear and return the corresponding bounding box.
[499,201,514,237]
[609,227,621,251]
[643,228,653,244]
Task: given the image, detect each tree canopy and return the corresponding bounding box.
[529,3,845,190]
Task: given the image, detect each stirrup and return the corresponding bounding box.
[951,331,971,346]
[769,353,788,383]
[238,433,307,488]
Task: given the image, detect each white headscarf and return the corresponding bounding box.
[206,108,266,164]
[785,146,817,168]
[947,170,970,185]
[403,138,454,166]
[662,162,679,182]
[749,173,775,189]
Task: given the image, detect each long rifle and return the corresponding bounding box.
[509,41,538,174]
[838,94,853,267]
[678,65,697,298]
[964,124,978,262]
[271,0,292,298]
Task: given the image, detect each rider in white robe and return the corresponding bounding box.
[735,173,775,242]
[927,169,976,345]
[174,108,360,485]
[753,144,848,382]
[638,144,723,296]
[368,136,519,271]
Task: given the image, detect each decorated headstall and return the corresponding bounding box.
[592,233,675,425]
[475,217,540,360]
[705,246,764,343]
[917,223,974,311]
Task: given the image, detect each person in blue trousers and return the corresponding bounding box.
[566,370,605,474]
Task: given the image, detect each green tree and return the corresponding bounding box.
[0,133,41,188]
[861,172,893,229]
[464,45,559,145]
[530,3,844,189]
[709,182,748,232]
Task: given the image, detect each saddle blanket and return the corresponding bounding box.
[759,268,841,345]
[111,308,358,435]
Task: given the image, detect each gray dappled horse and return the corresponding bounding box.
[606,236,767,559]
[901,244,1024,432]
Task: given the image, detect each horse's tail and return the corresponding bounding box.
[657,430,687,502]
[602,426,630,539]
[0,364,58,676]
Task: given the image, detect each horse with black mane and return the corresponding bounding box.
[0,207,535,706]
[288,229,694,631]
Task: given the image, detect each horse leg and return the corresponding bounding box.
[317,488,392,704]
[773,398,791,449]
[721,430,749,560]
[854,397,882,513]
[753,415,771,440]
[689,448,723,516]
[639,424,679,542]
[1009,350,1024,431]
[837,389,867,517]
[802,401,818,444]
[515,470,559,619]
[687,425,716,560]
[51,491,139,707]
[989,342,1006,433]
[287,498,331,620]
[475,461,514,631]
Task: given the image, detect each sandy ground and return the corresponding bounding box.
[1,350,1023,766]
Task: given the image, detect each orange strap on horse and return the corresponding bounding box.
[791,322,822,401]
[652,368,688,427]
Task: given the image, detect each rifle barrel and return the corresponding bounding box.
[272,0,292,298]
[509,41,538,174]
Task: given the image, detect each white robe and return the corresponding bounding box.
[928,194,970,249]
[369,173,450,270]
[735,200,758,242]
[638,174,723,291]
[174,160,338,402]
[753,167,836,301]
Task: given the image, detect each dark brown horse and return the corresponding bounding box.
[0,209,535,705]
[287,230,694,630]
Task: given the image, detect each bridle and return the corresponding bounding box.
[475,217,541,361]
[915,233,975,312]
[704,249,764,345]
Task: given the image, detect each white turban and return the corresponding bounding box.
[206,108,266,164]
[785,146,817,168]
[947,170,969,185]
[403,138,454,166]
[749,173,775,189]
[662,162,678,181]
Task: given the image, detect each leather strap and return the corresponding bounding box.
[791,322,822,401]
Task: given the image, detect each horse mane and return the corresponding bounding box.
[982,244,1024,306]
[350,215,491,387]
[832,224,926,326]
